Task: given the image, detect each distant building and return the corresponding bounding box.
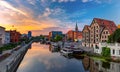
[28,31,32,39]
[4,31,10,44]
[0,26,5,46]
[49,31,63,40]
[9,30,21,43]
[118,24,120,28]
[21,34,28,39]
[43,35,49,40]
[82,18,117,48]
[66,23,82,41]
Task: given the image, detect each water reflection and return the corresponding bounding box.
[17,42,120,72]
[49,45,60,53]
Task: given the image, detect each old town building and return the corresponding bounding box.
[66,23,82,41]
[82,18,117,48]
[9,30,21,43]
[0,26,5,46]
[82,25,90,47]
[4,31,10,44]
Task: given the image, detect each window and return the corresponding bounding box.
[96,34,98,37]
[119,50,120,55]
[106,31,108,34]
[104,32,105,34]
[105,36,106,38]
[113,49,115,55]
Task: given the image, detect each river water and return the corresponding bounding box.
[17,42,120,72]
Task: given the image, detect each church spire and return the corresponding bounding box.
[75,22,78,31]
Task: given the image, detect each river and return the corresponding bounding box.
[17,42,120,72]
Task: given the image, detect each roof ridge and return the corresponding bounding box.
[94,18,114,22]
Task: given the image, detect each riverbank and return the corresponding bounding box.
[81,52,120,63]
[0,41,32,72]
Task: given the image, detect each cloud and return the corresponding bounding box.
[31,27,72,36]
[82,0,89,3]
[0,0,27,16]
[52,0,76,3]
[81,0,111,3]
[43,8,52,17]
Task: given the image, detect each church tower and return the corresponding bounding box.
[75,22,78,32]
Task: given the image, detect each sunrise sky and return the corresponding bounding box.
[0,0,120,36]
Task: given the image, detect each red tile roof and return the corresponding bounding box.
[94,18,117,34]
[82,25,90,32]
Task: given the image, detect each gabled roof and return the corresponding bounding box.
[93,18,117,34]
[82,25,90,32]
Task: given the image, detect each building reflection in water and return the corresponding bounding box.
[49,45,60,53]
[27,44,32,49]
[49,45,120,72]
[81,56,120,72]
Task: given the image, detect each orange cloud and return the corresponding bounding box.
[0,0,72,36]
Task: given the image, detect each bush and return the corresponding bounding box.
[102,47,110,57]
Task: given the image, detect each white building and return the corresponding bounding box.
[94,43,120,57]
[0,26,5,46]
[4,31,10,44]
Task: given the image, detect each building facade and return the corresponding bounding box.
[49,31,63,40]
[82,18,117,48]
[28,31,32,39]
[118,24,120,28]
[9,30,21,43]
[66,23,82,41]
[0,26,5,46]
[82,25,90,47]
[4,31,10,44]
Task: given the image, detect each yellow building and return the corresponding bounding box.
[118,24,120,28]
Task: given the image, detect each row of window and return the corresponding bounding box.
[102,35,108,38]
[112,49,120,55]
[103,31,108,34]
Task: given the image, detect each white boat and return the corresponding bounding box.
[73,49,84,54]
[60,48,73,55]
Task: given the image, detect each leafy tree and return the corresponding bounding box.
[102,47,110,57]
[40,35,45,39]
[108,29,120,43]
[54,35,63,42]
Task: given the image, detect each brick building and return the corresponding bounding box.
[82,25,90,47]
[66,23,82,41]
[82,18,117,48]
[9,30,21,43]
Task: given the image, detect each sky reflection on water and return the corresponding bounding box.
[17,42,120,72]
[17,43,85,72]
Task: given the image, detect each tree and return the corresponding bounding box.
[54,35,63,42]
[40,35,45,39]
[102,47,110,57]
[108,29,120,43]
